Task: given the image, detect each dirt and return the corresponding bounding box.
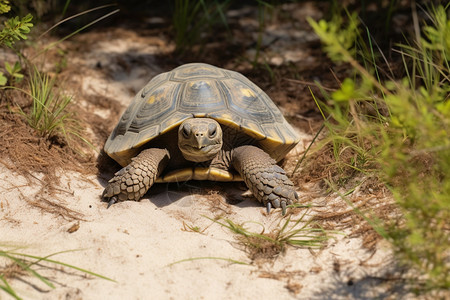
[0,2,419,299]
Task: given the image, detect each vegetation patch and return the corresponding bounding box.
[208,208,330,262]
[303,3,450,293]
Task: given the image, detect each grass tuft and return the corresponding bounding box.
[22,69,72,139]
[11,67,93,151]
[207,209,330,261]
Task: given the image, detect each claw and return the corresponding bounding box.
[106,197,117,209]
[281,201,287,216]
[266,202,272,214]
[272,199,280,208]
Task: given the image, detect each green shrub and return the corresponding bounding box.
[307,3,449,293]
[0,1,32,86]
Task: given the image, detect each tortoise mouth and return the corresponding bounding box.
[179,143,222,162]
[185,144,216,151]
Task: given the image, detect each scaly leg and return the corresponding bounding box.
[232,145,298,215]
[102,148,170,207]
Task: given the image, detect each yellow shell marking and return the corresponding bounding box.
[147,95,156,104]
[241,88,255,98]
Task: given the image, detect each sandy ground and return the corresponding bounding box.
[0,15,408,299]
[1,164,398,299]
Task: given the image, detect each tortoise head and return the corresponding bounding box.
[178,118,223,162]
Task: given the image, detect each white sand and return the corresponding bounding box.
[1,165,397,299]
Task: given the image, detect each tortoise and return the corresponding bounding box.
[102,63,301,215]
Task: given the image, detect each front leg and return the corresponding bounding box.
[232,145,298,215]
[102,148,170,207]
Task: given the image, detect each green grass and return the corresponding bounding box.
[22,69,73,140]
[0,245,115,299]
[10,67,94,151]
[207,208,330,261]
[306,3,449,293]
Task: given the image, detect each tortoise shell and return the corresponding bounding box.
[105,63,300,176]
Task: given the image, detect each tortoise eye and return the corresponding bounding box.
[181,124,191,138]
[208,124,217,138]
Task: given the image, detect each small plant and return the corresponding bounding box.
[0,1,32,86]
[19,69,73,140]
[0,244,114,299]
[0,61,24,86]
[182,221,207,234]
[13,67,93,150]
[208,209,329,261]
[0,13,33,48]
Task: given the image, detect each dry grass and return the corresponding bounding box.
[284,142,397,252]
[0,88,97,220]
